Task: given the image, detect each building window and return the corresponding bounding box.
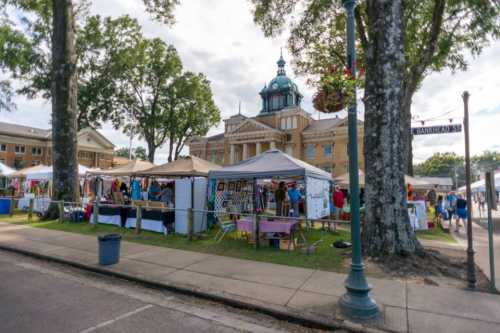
[31,147,42,156]
[306,144,314,160]
[32,160,41,166]
[280,118,286,130]
[14,158,24,169]
[286,117,292,130]
[0,144,6,152]
[210,151,216,162]
[78,151,93,160]
[292,116,297,129]
[285,145,293,156]
[323,144,332,158]
[15,145,25,154]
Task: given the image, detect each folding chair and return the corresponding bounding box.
[214,220,236,243]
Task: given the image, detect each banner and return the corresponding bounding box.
[411,124,462,135]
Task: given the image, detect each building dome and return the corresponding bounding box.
[259,53,303,114]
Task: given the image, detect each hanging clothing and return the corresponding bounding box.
[131,179,142,200]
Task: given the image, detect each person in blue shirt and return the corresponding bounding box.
[148,180,161,201]
[287,183,301,218]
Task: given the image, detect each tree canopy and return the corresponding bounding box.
[114,146,147,161]
[251,0,500,173]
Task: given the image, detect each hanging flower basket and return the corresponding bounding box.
[313,89,345,113]
[313,64,364,114]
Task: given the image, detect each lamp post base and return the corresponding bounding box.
[339,265,380,320]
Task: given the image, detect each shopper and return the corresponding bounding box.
[288,183,301,218]
[455,194,467,232]
[148,180,161,201]
[333,185,345,222]
[274,181,286,217]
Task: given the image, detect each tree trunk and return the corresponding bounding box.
[51,0,79,206]
[147,141,156,163]
[167,137,174,162]
[401,92,414,176]
[362,0,422,256]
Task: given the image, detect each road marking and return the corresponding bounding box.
[79,304,154,333]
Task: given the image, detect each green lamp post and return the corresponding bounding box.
[338,0,379,319]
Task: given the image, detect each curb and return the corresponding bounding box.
[0,243,391,333]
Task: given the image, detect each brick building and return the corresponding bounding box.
[187,55,364,177]
[0,122,115,170]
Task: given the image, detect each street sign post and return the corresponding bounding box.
[485,171,497,293]
[411,124,462,135]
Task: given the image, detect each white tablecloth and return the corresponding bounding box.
[17,197,51,213]
[89,214,121,227]
[125,218,167,234]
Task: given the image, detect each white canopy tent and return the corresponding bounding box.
[459,172,500,193]
[0,162,15,176]
[24,164,94,180]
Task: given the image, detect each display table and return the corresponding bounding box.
[17,196,51,213]
[90,205,122,227]
[236,217,298,234]
[125,208,174,234]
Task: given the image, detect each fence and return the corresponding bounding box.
[1,196,351,247]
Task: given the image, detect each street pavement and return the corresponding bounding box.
[1,221,500,333]
[0,250,315,333]
[452,206,500,290]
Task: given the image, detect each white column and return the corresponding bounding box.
[242,143,249,160]
[270,141,276,150]
[230,144,235,164]
[256,142,262,155]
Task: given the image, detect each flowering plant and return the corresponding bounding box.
[313,64,364,113]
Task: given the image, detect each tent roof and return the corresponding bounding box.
[139,155,221,177]
[209,150,332,181]
[89,160,155,176]
[334,170,432,190]
[0,162,15,176]
[9,164,50,178]
[459,172,500,192]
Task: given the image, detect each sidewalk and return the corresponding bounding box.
[452,207,500,289]
[0,221,499,333]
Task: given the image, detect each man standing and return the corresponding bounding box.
[287,183,301,218]
[274,181,286,216]
[333,185,345,231]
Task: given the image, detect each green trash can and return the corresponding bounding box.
[98,234,121,265]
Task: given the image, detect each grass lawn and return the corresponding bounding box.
[0,213,352,273]
[416,226,457,244]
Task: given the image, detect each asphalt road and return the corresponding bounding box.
[0,250,328,333]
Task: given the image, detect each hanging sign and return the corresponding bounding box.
[411,124,462,135]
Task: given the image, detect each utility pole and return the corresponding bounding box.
[462,91,476,289]
[338,0,379,319]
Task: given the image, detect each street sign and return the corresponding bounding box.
[485,171,497,210]
[411,124,462,135]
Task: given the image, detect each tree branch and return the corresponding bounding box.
[354,6,368,52]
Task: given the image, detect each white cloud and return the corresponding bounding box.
[3,0,499,164]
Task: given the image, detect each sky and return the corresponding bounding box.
[1,0,499,164]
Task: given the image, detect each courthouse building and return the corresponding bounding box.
[188,55,364,177]
[0,121,115,169]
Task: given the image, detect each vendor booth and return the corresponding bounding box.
[334,170,431,230]
[459,172,500,193]
[208,150,333,247]
[88,159,155,228]
[0,162,15,213]
[137,156,222,235]
[10,164,92,213]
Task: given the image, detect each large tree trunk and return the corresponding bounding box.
[51,0,79,205]
[147,142,156,163]
[401,97,413,176]
[362,0,422,256]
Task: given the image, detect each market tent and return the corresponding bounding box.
[9,164,49,178]
[334,170,432,189]
[139,155,221,177]
[88,159,155,176]
[208,150,332,181]
[11,164,94,180]
[0,162,15,176]
[458,172,500,193]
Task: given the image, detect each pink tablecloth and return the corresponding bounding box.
[236,218,298,234]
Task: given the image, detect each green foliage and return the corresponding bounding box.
[472,150,500,173]
[414,152,464,187]
[114,146,148,160]
[251,0,500,104]
[0,0,180,111]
